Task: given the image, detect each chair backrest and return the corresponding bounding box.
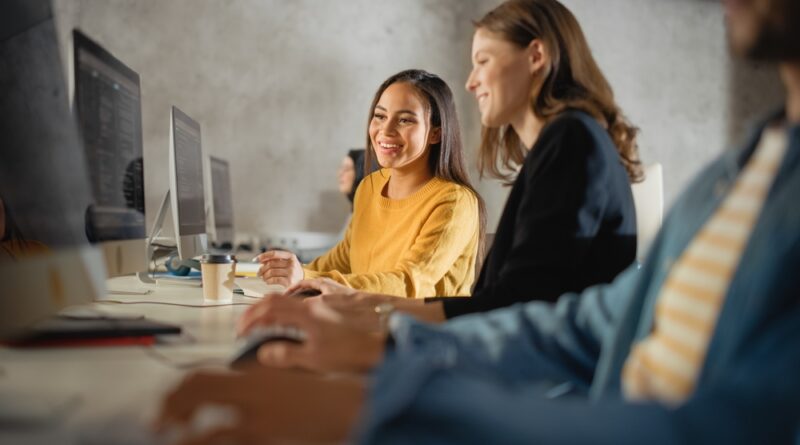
[631,163,664,262]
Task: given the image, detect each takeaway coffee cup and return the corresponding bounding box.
[200,254,237,303]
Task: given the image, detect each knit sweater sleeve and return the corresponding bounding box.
[306,189,478,298]
[303,221,353,275]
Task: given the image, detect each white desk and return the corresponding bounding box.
[0,275,257,444]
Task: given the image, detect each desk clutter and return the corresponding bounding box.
[3,315,181,348]
[0,275,261,440]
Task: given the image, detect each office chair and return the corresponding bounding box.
[631,163,664,262]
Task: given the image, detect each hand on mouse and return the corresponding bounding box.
[236,294,386,373]
[284,277,356,299]
[256,250,303,288]
[154,366,365,444]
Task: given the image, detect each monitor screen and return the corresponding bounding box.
[171,107,206,236]
[210,156,234,235]
[73,29,145,242]
[1,2,105,336]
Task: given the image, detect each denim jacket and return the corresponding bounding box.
[356,114,800,444]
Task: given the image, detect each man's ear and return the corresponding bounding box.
[428,127,442,145]
[527,38,549,74]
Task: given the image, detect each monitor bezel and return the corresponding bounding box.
[72,29,140,88]
[71,28,147,277]
[169,106,208,261]
[208,155,234,246]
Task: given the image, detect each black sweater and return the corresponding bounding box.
[433,110,637,318]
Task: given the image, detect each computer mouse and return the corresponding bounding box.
[288,288,322,298]
[228,325,306,370]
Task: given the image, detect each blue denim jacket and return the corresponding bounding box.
[356,115,800,444]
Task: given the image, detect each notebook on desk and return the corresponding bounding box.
[236,278,285,298]
[235,261,261,277]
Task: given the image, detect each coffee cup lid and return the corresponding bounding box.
[200,254,236,264]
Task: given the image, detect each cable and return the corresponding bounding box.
[96,300,255,308]
[107,289,153,296]
[150,243,177,249]
[59,314,145,321]
[59,306,139,319]
[137,330,229,370]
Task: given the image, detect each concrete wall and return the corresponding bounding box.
[53,0,784,239]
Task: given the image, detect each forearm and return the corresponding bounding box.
[358,364,800,445]
[249,372,370,443]
[293,373,369,443]
[395,299,446,324]
[357,369,680,445]
[310,268,422,297]
[385,266,641,386]
[349,331,388,373]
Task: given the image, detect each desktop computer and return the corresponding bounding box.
[0,0,106,337]
[72,29,147,278]
[138,106,209,282]
[169,106,208,263]
[207,156,235,250]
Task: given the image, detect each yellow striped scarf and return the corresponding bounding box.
[622,127,788,406]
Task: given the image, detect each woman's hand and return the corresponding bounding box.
[154,367,365,445]
[239,281,387,337]
[287,278,443,330]
[237,294,386,373]
[256,250,303,287]
[285,277,356,298]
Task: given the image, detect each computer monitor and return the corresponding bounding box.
[72,29,146,278]
[169,106,208,261]
[0,0,106,338]
[208,156,234,249]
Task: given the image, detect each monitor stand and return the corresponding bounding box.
[137,191,201,285]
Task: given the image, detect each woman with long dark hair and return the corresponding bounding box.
[257,69,487,298]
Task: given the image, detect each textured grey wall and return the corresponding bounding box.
[53,0,784,237]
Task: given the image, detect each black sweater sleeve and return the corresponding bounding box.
[440,114,618,318]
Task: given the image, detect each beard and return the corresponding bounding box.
[741,0,800,61]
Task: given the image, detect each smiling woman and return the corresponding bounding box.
[257,70,486,298]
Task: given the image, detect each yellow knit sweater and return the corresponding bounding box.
[304,170,479,298]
